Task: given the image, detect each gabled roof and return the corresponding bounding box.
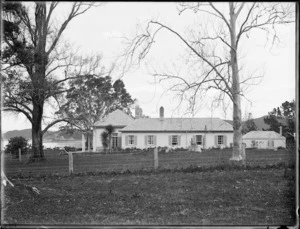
[243,131,285,139]
[120,118,233,132]
[94,109,134,127]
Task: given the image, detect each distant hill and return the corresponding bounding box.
[224,116,270,130]
[3,129,82,141]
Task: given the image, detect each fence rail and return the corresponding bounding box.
[3,148,295,177]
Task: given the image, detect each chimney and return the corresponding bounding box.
[159,106,164,121]
[279,126,282,136]
[135,105,141,119]
[248,112,253,120]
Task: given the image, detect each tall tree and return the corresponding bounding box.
[59,75,134,151]
[122,2,294,161]
[242,119,258,134]
[264,100,295,139]
[2,2,99,161]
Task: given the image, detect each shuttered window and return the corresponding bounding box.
[172,135,178,145]
[148,135,154,145]
[128,135,135,145]
[196,135,202,145]
[169,135,181,146]
[144,135,156,146]
[218,135,224,145]
[215,135,227,146]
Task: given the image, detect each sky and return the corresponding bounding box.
[1,2,296,133]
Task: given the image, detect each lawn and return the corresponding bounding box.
[2,166,296,226]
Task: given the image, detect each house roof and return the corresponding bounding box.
[94,109,134,127]
[120,118,233,132]
[243,131,285,139]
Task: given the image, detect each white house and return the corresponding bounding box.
[92,107,234,152]
[242,130,286,149]
[92,109,134,151]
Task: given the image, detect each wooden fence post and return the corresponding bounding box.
[68,152,73,174]
[242,143,246,165]
[154,148,158,170]
[18,148,21,162]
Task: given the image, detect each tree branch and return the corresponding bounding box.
[235,2,245,18]
[148,21,233,96]
[208,2,231,31]
[4,106,33,123]
[46,3,96,56]
[42,118,73,135]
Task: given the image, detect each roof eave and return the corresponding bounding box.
[119,130,233,133]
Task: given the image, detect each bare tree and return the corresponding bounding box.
[122,2,294,161]
[2,2,101,161]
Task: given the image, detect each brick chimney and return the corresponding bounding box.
[279,126,282,136]
[135,105,143,119]
[159,106,164,121]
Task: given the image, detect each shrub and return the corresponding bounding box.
[174,147,188,152]
[158,146,168,153]
[4,136,30,158]
[64,146,76,152]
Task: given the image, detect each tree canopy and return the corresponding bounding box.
[242,119,258,134]
[58,75,134,151]
[264,100,295,139]
[60,75,134,131]
[1,2,99,160]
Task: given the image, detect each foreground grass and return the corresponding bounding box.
[2,167,296,226]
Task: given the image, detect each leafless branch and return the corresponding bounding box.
[46,2,98,56]
[208,2,231,31]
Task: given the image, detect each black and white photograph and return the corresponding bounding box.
[0,1,297,227]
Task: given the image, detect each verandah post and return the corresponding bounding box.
[154,147,158,169]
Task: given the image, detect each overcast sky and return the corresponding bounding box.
[2,2,296,133]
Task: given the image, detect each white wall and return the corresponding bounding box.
[121,132,233,149]
[274,139,286,148]
[93,127,123,152]
[243,138,286,149]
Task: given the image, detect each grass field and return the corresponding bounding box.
[2,167,296,226]
[2,148,296,226]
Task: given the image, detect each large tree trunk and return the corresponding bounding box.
[29,3,48,162]
[30,100,45,161]
[229,3,243,161]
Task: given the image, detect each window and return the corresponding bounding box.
[196,135,202,145]
[112,133,118,148]
[172,135,178,146]
[128,135,135,145]
[147,135,154,145]
[268,140,274,147]
[218,135,224,145]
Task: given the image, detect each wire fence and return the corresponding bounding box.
[3,147,296,178]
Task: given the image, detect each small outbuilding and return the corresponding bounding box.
[242,130,286,149]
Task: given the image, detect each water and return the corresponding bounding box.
[2,139,82,150]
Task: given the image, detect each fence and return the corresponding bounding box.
[3,147,296,177]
